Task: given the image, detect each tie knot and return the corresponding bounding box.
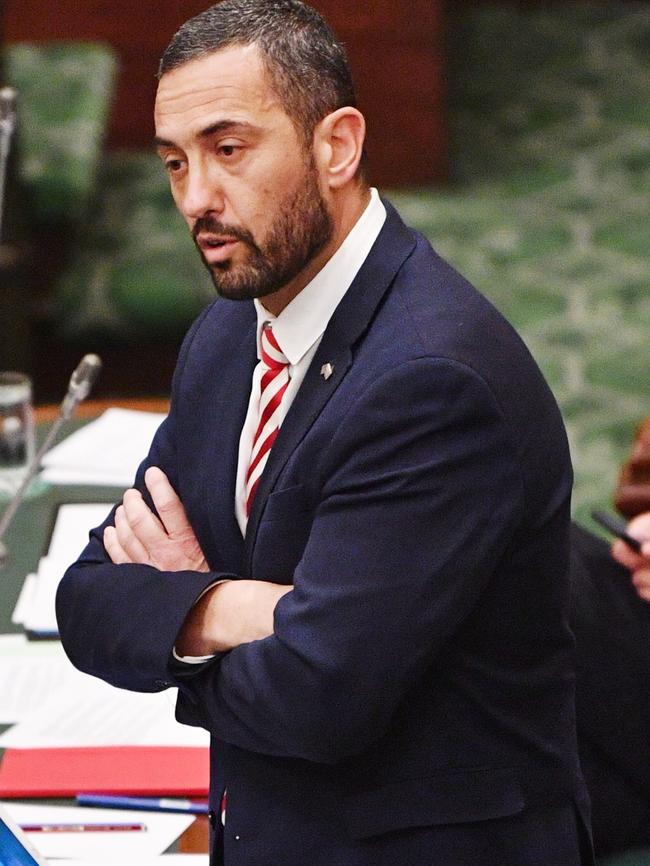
[260,325,288,370]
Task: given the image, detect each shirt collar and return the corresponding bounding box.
[254,188,386,365]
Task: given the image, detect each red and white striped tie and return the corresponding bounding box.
[245,324,290,515]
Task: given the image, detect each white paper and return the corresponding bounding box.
[40,408,166,487]
[0,674,208,748]
[11,572,37,625]
[2,802,195,860]
[0,639,70,724]
[47,504,113,559]
[19,557,75,636]
[0,633,28,648]
[0,680,208,748]
[0,634,53,656]
[12,503,113,636]
[0,638,208,746]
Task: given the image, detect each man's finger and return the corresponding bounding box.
[145,466,193,539]
[104,525,132,565]
[114,502,151,564]
[632,568,650,602]
[628,513,650,537]
[612,537,645,570]
[121,487,168,550]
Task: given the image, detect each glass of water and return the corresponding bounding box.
[0,372,34,497]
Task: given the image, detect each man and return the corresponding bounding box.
[56,2,592,863]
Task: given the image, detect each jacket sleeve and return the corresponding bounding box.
[174,358,529,763]
[55,305,233,693]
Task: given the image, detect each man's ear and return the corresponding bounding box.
[314,107,366,189]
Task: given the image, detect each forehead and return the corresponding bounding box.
[154,44,283,137]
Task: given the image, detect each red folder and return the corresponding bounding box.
[0,746,209,798]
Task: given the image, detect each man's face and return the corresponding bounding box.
[154,45,333,310]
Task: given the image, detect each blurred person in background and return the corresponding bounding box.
[571,418,650,857]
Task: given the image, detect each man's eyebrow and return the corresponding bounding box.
[198,119,257,138]
[154,119,257,150]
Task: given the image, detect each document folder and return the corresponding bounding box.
[0,746,209,798]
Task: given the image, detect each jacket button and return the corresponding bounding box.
[208,809,217,829]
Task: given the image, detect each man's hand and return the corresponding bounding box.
[175,579,293,655]
[104,466,292,653]
[612,512,650,601]
[104,466,209,572]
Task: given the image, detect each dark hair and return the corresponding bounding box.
[158,0,358,145]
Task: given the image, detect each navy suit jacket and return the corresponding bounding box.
[57,202,592,865]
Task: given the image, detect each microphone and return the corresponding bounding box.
[0,86,17,243]
[0,354,103,567]
[61,353,103,419]
[0,87,17,140]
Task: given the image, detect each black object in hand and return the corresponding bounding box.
[591,509,643,553]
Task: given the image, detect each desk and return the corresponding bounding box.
[0,398,170,635]
[0,398,208,855]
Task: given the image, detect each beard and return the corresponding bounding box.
[192,158,333,302]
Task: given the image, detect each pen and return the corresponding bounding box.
[20,823,147,833]
[76,793,209,815]
[591,509,643,553]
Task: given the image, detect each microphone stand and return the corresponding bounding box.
[0,413,69,567]
[0,354,102,568]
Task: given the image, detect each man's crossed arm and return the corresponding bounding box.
[103,466,291,656]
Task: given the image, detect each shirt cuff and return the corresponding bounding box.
[172,648,216,664]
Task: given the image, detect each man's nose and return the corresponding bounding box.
[178,162,225,222]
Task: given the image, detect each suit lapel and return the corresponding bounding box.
[243,201,416,567]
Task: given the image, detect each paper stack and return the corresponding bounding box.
[40,407,166,487]
[12,503,112,637]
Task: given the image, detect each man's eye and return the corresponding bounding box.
[219,144,238,157]
[165,159,184,173]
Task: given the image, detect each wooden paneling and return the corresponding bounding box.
[321,1,447,185]
[3,0,446,186]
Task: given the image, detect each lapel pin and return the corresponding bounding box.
[320,362,334,381]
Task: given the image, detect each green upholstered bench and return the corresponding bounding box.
[5,41,117,225]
